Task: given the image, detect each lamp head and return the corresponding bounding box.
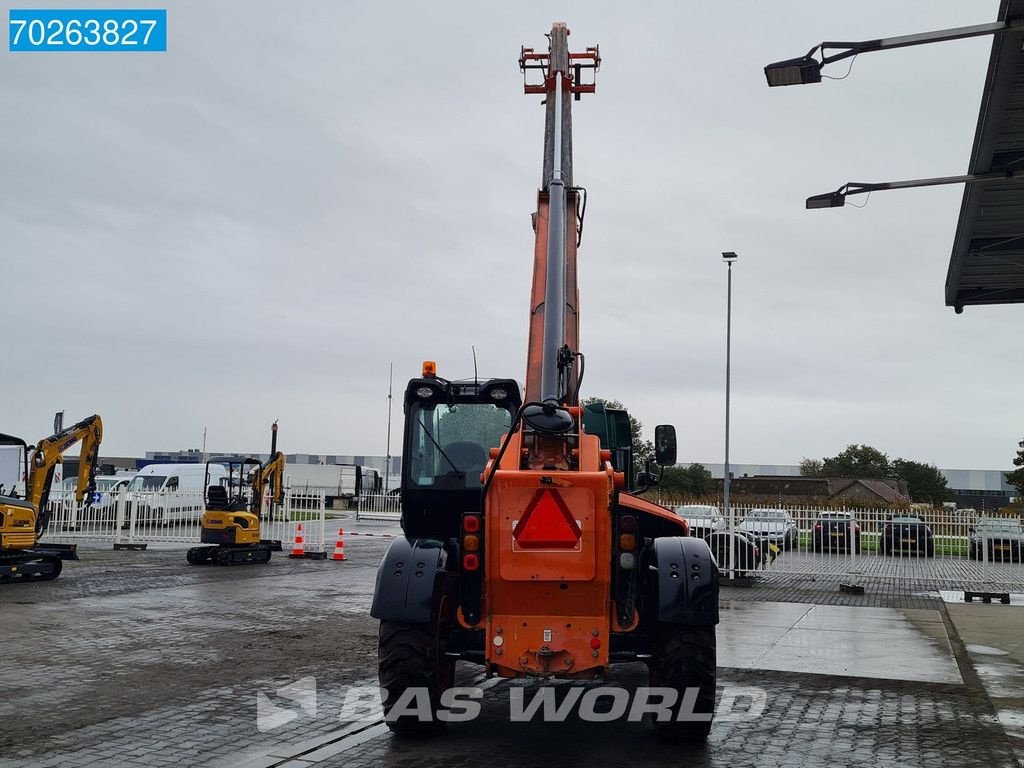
[764,56,823,87]
[805,190,847,209]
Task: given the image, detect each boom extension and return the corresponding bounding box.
[520,23,600,435]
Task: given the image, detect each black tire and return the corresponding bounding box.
[378,620,454,737]
[648,624,717,742]
[186,547,204,565]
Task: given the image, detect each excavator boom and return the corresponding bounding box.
[27,414,104,512]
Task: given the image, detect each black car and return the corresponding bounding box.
[969,519,1024,562]
[881,515,934,557]
[705,530,772,575]
[812,512,861,554]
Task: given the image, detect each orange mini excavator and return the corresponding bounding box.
[371,23,719,740]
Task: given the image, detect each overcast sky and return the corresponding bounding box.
[2,1,1020,470]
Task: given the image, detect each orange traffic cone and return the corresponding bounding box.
[331,528,346,561]
[288,523,305,559]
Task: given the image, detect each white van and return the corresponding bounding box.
[127,463,227,524]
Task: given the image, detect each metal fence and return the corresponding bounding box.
[43,488,328,553]
[664,502,1024,590]
[356,493,401,522]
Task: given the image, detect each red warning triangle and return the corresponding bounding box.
[513,489,581,549]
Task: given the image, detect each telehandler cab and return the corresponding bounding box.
[371,24,719,740]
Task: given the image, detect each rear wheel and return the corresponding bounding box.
[648,624,717,742]
[378,620,454,737]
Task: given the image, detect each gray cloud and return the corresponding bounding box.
[1,0,1018,470]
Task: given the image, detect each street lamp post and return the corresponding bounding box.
[722,251,738,579]
[763,19,1024,87]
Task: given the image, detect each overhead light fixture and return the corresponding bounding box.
[764,55,822,87]
[805,189,847,209]
[764,20,1021,88]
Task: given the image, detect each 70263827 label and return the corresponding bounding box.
[8,9,166,52]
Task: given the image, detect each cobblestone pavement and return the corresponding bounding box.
[0,539,1021,767]
[758,550,1024,591]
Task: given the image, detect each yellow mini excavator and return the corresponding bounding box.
[0,414,103,581]
[186,422,285,566]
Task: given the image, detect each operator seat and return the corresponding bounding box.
[206,485,229,510]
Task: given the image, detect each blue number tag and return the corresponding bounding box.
[9,9,167,52]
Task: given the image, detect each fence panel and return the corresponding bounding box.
[666,501,1024,591]
[356,493,401,522]
[43,488,327,553]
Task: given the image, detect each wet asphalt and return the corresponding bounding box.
[0,524,1021,768]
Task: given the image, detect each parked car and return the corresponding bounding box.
[812,511,861,554]
[738,508,798,550]
[705,530,773,575]
[969,518,1024,562]
[674,504,725,538]
[881,515,935,557]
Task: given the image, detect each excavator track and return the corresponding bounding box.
[187,545,272,566]
[0,553,62,582]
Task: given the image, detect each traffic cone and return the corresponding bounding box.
[331,528,346,561]
[288,523,305,559]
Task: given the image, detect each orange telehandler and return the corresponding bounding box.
[371,24,719,740]
[0,415,103,581]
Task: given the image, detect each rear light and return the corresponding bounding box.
[462,553,479,571]
[463,515,481,533]
[814,524,822,530]
[589,636,601,650]
[463,534,480,552]
[754,547,761,557]
[618,533,636,551]
[618,552,636,570]
[619,515,637,533]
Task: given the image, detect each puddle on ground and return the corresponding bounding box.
[966,644,1011,656]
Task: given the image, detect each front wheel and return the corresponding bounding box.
[378,620,454,737]
[648,624,717,742]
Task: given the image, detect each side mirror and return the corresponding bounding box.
[654,425,677,467]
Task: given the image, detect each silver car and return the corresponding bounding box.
[674,504,726,539]
[739,508,798,550]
